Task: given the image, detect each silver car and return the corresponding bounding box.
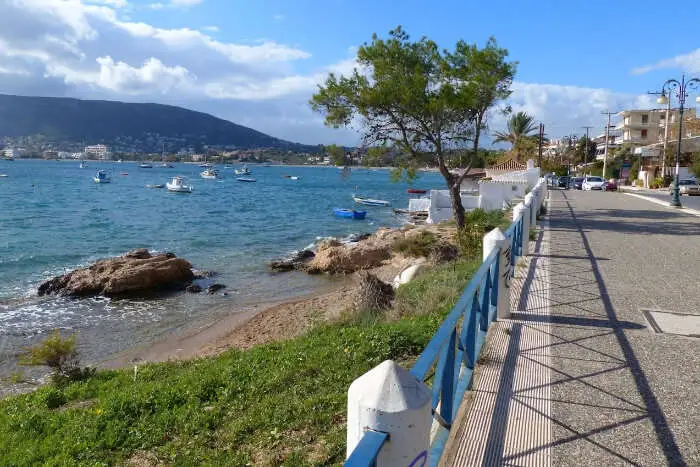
[670,179,700,196]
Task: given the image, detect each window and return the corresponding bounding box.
[641,129,648,139]
[641,114,649,124]
[624,116,630,125]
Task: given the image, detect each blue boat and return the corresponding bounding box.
[333,208,366,220]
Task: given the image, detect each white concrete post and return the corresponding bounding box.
[513,202,530,256]
[347,360,432,466]
[525,192,536,228]
[483,228,510,319]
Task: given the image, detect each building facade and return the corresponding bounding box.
[616,108,696,146]
[84,144,111,160]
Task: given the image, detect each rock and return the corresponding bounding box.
[192,269,217,279]
[38,249,194,297]
[317,239,343,251]
[207,284,226,294]
[428,242,459,264]
[347,233,372,243]
[267,249,315,272]
[186,284,203,293]
[354,272,395,312]
[306,241,391,274]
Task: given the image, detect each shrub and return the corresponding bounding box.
[19,330,81,384]
[392,231,437,257]
[663,175,674,187]
[456,209,508,257]
[43,388,66,409]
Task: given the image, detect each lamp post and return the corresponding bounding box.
[657,74,700,208]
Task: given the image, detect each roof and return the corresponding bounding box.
[450,168,487,180]
[487,159,527,173]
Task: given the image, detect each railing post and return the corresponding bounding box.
[483,228,510,320]
[512,202,530,257]
[347,360,432,466]
[525,192,536,228]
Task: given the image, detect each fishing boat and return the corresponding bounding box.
[200,168,218,179]
[234,165,251,175]
[159,143,174,167]
[353,195,390,207]
[146,184,165,189]
[407,188,427,194]
[333,208,366,220]
[0,174,8,178]
[236,177,256,183]
[79,160,87,168]
[120,172,129,176]
[93,170,111,183]
[139,162,153,168]
[166,176,193,193]
[290,176,300,180]
[160,163,174,168]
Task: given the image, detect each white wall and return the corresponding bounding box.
[479,181,528,210]
[427,190,481,224]
[408,198,430,212]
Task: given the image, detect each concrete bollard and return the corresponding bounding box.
[513,202,530,256]
[525,193,536,228]
[347,360,432,466]
[483,228,510,319]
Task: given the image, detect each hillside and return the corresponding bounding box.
[0,94,314,153]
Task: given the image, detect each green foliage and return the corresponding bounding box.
[392,232,437,257]
[42,388,66,409]
[326,144,347,166]
[310,26,516,227]
[456,209,508,256]
[19,331,79,383]
[691,152,700,179]
[540,159,568,177]
[492,111,538,161]
[573,136,597,164]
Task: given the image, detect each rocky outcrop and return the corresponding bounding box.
[268,249,315,272]
[306,240,391,274]
[38,249,195,297]
[354,272,395,312]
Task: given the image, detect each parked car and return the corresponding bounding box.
[557,176,570,189]
[670,179,700,196]
[603,179,617,191]
[582,176,605,191]
[572,177,584,190]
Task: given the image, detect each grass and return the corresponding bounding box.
[0,260,482,466]
[392,231,437,257]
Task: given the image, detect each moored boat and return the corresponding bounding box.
[234,165,251,175]
[333,208,366,219]
[139,162,153,168]
[407,188,426,194]
[236,177,256,182]
[166,176,193,193]
[352,196,390,207]
[200,169,218,179]
[146,184,165,189]
[93,170,111,183]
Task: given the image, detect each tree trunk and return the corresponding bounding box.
[437,153,467,229]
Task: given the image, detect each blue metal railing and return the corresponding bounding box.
[345,212,525,466]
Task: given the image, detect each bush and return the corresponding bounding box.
[651,177,664,189]
[392,231,437,257]
[663,175,674,187]
[43,388,66,409]
[19,330,80,384]
[456,209,508,257]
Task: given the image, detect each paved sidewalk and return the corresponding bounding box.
[446,190,700,466]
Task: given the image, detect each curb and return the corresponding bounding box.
[624,193,700,218]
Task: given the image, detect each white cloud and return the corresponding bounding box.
[46,56,195,94]
[170,0,203,5]
[202,25,219,32]
[631,49,700,75]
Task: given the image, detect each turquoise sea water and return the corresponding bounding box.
[0,159,444,375]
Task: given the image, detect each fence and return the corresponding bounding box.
[345,179,546,467]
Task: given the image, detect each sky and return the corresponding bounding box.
[1,0,700,146]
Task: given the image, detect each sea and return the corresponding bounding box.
[0,159,444,379]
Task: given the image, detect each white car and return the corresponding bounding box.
[582,176,605,191]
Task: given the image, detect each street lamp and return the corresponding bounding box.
[656,74,700,207]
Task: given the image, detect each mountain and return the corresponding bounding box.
[0,94,315,153]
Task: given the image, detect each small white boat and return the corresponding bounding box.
[290,176,300,180]
[200,169,218,179]
[160,163,174,168]
[199,162,213,168]
[79,161,87,169]
[93,170,111,183]
[166,176,193,193]
[234,165,251,175]
[139,162,153,168]
[353,195,390,207]
[236,177,256,183]
[146,184,165,189]
[0,174,8,178]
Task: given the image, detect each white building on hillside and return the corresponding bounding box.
[85,144,111,160]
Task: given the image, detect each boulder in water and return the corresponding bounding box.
[268,249,315,272]
[207,283,226,294]
[306,240,391,274]
[38,249,194,297]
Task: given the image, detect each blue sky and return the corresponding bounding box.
[1,0,699,145]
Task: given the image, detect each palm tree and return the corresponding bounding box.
[493,112,539,162]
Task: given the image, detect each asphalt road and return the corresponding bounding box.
[629,188,700,210]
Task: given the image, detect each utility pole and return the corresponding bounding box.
[537,123,544,168]
[581,126,593,173]
[600,111,617,180]
[648,90,672,177]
